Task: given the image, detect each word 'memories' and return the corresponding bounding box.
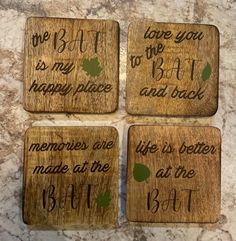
[23,126,119,227]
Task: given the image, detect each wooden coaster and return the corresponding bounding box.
[23,126,119,227]
[126,21,219,116]
[127,125,221,223]
[24,17,119,113]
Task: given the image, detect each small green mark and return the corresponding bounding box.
[133,163,151,182]
[96,191,111,208]
[201,62,212,81]
[81,57,102,77]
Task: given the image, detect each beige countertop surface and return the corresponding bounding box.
[0,0,236,240]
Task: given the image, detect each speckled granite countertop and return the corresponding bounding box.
[0,0,236,240]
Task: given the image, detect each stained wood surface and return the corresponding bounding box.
[126,21,219,116]
[24,17,119,113]
[127,125,221,223]
[23,126,119,227]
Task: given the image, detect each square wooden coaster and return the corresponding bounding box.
[23,126,119,227]
[127,125,221,223]
[126,21,219,116]
[24,17,119,113]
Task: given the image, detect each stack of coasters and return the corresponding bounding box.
[126,21,219,116]
[126,125,221,223]
[24,17,119,113]
[23,126,119,227]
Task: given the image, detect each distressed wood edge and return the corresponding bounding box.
[127,20,220,32]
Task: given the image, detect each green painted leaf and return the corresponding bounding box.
[133,163,151,182]
[96,191,111,208]
[201,62,212,81]
[81,57,102,77]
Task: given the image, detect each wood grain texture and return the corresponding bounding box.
[23,126,119,227]
[24,17,119,113]
[126,21,219,116]
[127,125,221,223]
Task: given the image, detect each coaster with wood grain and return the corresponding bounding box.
[126,125,221,223]
[24,17,119,113]
[23,126,119,227]
[126,21,219,116]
